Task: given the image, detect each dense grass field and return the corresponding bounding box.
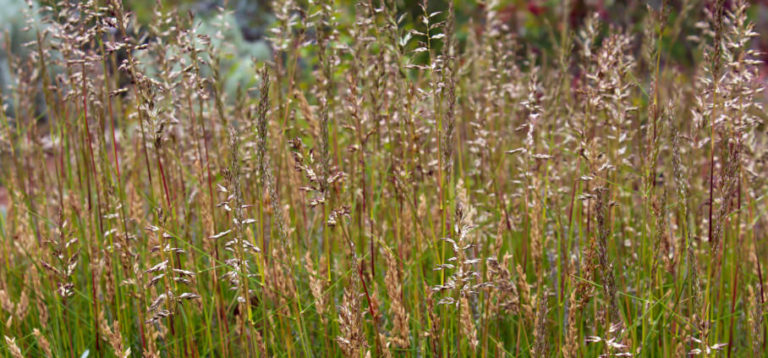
[1,0,767,356]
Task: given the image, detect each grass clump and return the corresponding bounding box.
[0,0,766,356]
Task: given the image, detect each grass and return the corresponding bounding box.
[0,0,766,356]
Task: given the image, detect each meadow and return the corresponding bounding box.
[0,0,766,356]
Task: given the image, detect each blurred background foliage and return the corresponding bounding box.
[122,0,768,70]
[1,0,767,108]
